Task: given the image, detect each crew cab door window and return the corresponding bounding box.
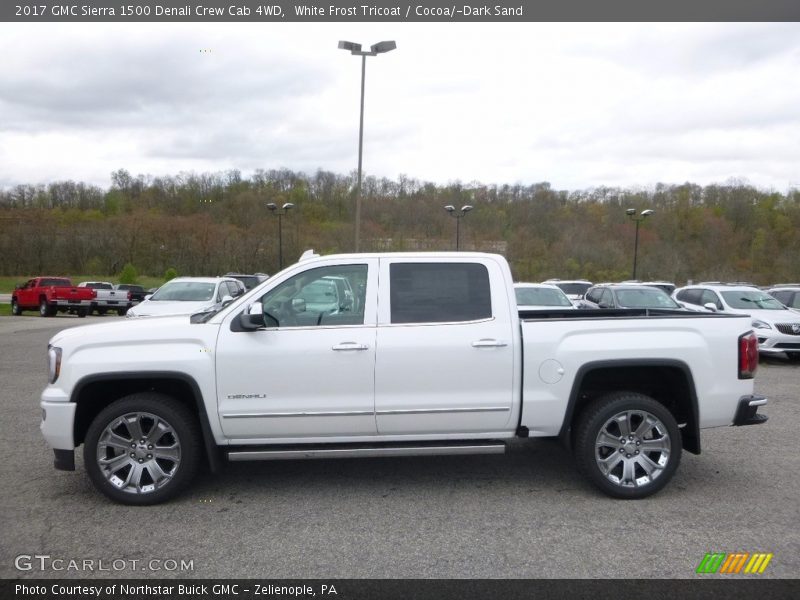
[388,262,491,323]
[258,265,368,327]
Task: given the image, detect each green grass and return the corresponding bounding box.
[0,275,166,294]
[0,303,11,316]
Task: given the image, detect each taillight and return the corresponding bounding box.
[738,331,759,379]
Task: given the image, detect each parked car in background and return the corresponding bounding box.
[582,284,684,310]
[674,283,800,360]
[224,272,269,291]
[78,281,131,316]
[514,283,576,311]
[11,277,94,317]
[115,284,147,315]
[126,277,245,318]
[767,285,800,313]
[541,279,592,305]
[621,280,677,296]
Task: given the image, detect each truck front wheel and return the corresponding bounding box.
[11,299,21,315]
[84,393,202,505]
[574,392,681,499]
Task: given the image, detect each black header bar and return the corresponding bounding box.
[4,0,800,22]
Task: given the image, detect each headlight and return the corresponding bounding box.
[47,345,62,384]
[752,319,772,330]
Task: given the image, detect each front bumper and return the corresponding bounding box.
[733,395,768,426]
[755,329,800,355]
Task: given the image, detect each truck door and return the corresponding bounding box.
[374,258,516,435]
[216,259,378,440]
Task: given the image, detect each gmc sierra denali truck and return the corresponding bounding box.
[40,252,767,505]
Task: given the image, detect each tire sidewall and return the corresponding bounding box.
[575,393,682,499]
[11,299,20,315]
[83,393,201,505]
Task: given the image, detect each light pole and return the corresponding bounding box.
[267,202,294,269]
[626,208,654,280]
[338,39,397,252]
[444,205,473,251]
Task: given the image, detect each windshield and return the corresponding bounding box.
[721,291,786,310]
[150,282,216,302]
[554,282,591,296]
[516,287,573,307]
[615,288,680,309]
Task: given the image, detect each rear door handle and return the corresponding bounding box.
[471,339,508,348]
[332,342,369,351]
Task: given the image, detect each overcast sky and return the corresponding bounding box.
[1,22,799,191]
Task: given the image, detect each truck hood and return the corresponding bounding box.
[48,315,208,348]
[127,300,215,317]
[727,307,800,324]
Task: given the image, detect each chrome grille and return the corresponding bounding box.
[775,323,800,336]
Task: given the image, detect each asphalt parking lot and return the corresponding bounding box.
[1,314,798,580]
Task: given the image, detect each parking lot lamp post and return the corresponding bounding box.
[267,202,294,270]
[338,40,397,253]
[626,208,654,280]
[444,205,474,251]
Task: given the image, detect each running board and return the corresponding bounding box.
[227,441,506,462]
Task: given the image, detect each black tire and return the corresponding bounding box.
[574,392,681,499]
[97,307,108,315]
[84,393,202,505]
[11,298,21,315]
[77,308,88,318]
[117,308,128,316]
[39,299,54,317]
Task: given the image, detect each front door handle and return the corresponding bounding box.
[332,342,369,351]
[471,339,508,348]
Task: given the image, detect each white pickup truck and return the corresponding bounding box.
[41,252,767,505]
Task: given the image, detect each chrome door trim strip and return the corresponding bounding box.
[222,410,375,419]
[376,407,511,416]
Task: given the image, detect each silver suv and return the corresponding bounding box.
[674,283,800,360]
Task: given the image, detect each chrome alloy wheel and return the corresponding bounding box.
[594,409,671,489]
[96,412,181,495]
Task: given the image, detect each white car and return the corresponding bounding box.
[541,279,592,306]
[674,284,800,360]
[514,283,576,311]
[126,277,245,318]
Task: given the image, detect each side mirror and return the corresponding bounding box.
[598,301,611,309]
[703,302,718,312]
[221,294,233,305]
[238,311,265,330]
[291,298,306,312]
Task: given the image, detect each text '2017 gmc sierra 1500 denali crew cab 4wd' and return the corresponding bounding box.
[40,252,767,504]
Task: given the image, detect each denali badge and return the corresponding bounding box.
[226,394,267,399]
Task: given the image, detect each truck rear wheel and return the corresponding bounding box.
[84,393,202,505]
[574,392,681,499]
[39,299,55,317]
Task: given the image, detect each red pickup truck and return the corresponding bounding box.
[11,277,95,317]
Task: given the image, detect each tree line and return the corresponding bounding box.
[1,168,798,285]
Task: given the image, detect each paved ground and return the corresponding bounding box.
[0,314,797,579]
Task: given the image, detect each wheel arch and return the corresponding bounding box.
[71,371,221,472]
[559,359,701,454]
